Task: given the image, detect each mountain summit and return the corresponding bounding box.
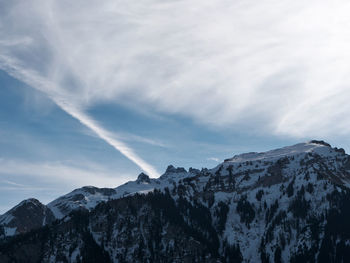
[1,141,350,262]
[224,141,333,163]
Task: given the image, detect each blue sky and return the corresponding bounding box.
[1,0,350,213]
[0,69,299,213]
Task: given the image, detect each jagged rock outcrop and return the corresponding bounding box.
[136,173,151,184]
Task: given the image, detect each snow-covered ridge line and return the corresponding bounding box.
[3,140,350,261]
[46,165,194,219]
[224,141,335,163]
[1,140,348,238]
[1,140,342,222]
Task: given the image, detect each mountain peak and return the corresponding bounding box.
[0,198,55,236]
[137,172,150,183]
[3,140,350,261]
[18,198,42,206]
[224,141,335,163]
[165,165,187,174]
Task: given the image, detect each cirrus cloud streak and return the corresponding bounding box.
[1,0,350,139]
[0,54,160,177]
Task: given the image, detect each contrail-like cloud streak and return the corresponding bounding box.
[2,0,350,139]
[0,55,160,177]
[60,107,160,178]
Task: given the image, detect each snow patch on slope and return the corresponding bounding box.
[47,186,116,219]
[0,213,14,225]
[4,227,16,236]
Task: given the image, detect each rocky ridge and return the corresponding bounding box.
[1,141,350,262]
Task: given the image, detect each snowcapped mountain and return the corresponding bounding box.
[46,166,197,219]
[0,198,55,237]
[0,164,198,236]
[47,186,117,219]
[1,140,350,262]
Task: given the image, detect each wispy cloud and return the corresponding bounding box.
[0,55,159,177]
[0,158,131,188]
[2,180,27,188]
[82,128,168,148]
[1,0,350,140]
[119,133,168,148]
[207,157,220,163]
[0,158,136,213]
[0,158,135,214]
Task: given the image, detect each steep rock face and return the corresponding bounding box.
[1,141,350,262]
